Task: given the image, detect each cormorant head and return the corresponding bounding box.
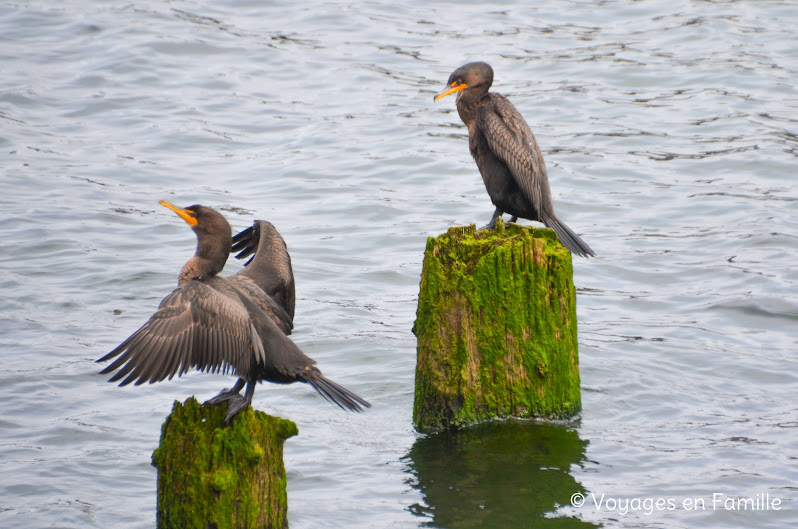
[160,201,230,237]
[434,61,494,102]
[159,201,233,282]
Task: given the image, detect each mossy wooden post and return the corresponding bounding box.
[151,397,298,529]
[413,220,581,433]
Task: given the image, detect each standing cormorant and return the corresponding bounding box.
[434,61,595,257]
[97,201,370,423]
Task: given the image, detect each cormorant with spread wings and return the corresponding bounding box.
[97,201,370,423]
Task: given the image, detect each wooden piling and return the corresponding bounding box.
[151,397,298,529]
[412,221,582,433]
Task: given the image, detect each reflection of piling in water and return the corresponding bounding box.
[413,222,581,433]
[407,421,596,528]
[151,398,297,529]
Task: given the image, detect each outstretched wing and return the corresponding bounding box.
[97,280,265,386]
[230,275,294,335]
[232,220,296,321]
[476,94,554,217]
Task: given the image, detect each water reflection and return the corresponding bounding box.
[407,421,596,529]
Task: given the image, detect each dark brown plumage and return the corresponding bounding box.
[97,201,370,422]
[434,61,595,257]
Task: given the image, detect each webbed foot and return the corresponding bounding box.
[478,207,503,231]
[204,378,246,406]
[205,389,239,406]
[223,394,251,424]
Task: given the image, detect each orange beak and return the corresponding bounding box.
[159,200,198,227]
[434,82,467,102]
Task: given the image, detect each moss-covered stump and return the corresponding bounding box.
[413,221,581,433]
[151,397,298,529]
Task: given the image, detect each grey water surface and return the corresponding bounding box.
[1,1,796,528]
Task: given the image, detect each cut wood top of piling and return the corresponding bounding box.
[426,220,571,273]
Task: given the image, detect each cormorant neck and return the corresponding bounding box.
[456,89,489,126]
[178,229,232,286]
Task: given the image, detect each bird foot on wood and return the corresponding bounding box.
[223,394,251,424]
[204,387,241,406]
[205,388,251,424]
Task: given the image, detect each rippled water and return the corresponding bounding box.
[2,1,796,527]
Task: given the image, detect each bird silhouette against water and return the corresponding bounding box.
[97,201,370,423]
[434,61,595,257]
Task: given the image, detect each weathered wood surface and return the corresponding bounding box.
[413,221,581,433]
[152,397,298,529]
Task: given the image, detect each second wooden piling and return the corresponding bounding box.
[413,221,582,433]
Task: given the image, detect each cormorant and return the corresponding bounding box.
[97,201,370,423]
[434,61,595,257]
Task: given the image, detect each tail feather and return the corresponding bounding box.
[542,214,595,258]
[306,374,371,412]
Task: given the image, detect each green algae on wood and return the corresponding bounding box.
[151,397,298,529]
[412,221,581,433]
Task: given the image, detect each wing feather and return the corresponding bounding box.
[232,221,296,322]
[143,331,177,384]
[476,95,553,217]
[164,328,190,381]
[179,328,194,377]
[98,280,259,385]
[158,331,181,382]
[127,318,174,385]
[230,277,293,336]
[107,322,167,384]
